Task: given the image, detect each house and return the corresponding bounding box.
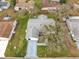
[41,0,60,12]
[26,15,55,57]
[26,15,55,41]
[14,0,34,12]
[0,20,17,40]
[0,20,17,57]
[65,16,79,49]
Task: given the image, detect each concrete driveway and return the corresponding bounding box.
[0,40,9,57]
[26,40,37,58]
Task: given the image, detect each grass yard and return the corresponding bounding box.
[37,44,70,57]
[5,13,29,57]
[47,13,58,20]
[37,46,47,57]
[34,0,42,9]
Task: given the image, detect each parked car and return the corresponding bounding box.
[3,15,12,20]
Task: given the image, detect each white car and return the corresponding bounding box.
[3,15,12,20]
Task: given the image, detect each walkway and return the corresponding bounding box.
[26,40,37,58]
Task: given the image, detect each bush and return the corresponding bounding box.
[7,0,16,7]
[60,0,66,4]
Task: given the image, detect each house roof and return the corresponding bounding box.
[27,15,55,38]
[66,17,79,48]
[0,21,14,38]
[66,16,79,40]
[42,0,60,7]
[15,0,34,11]
[69,16,79,20]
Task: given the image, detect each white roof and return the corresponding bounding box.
[26,15,55,39]
[66,16,79,49]
[69,16,79,20]
[51,0,60,2]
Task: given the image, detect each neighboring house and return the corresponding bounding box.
[65,16,79,49]
[0,20,17,57]
[41,0,60,12]
[14,0,34,12]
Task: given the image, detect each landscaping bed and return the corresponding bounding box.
[37,21,70,57]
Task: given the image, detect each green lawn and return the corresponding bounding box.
[37,45,70,57]
[5,14,29,57]
[37,46,47,57]
[34,0,42,9]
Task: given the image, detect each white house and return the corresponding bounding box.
[0,20,17,57]
[65,16,79,49]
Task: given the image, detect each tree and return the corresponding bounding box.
[10,0,16,7]
[60,0,66,4]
